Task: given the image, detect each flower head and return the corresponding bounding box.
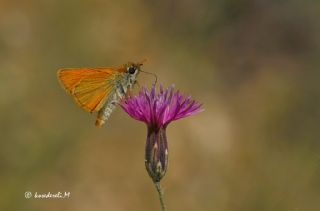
[121,84,203,129]
[121,84,203,182]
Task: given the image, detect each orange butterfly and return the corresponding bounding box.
[57,61,144,127]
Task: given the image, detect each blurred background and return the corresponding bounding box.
[0,0,319,210]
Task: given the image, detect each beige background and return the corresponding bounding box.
[0,0,319,210]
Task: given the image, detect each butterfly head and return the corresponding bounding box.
[125,61,144,81]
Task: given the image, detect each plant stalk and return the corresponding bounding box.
[154,182,167,211]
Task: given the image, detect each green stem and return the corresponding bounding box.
[154,182,167,211]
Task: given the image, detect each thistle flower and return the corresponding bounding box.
[121,84,203,182]
[121,84,203,211]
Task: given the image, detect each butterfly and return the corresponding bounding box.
[57,61,144,127]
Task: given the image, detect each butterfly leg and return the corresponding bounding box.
[116,82,134,99]
[125,88,134,98]
[134,80,140,88]
[124,80,139,98]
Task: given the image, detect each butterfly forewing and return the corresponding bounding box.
[58,68,118,112]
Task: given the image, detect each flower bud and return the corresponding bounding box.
[145,126,168,182]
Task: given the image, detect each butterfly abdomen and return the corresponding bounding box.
[94,88,124,127]
[95,102,117,127]
[95,118,105,127]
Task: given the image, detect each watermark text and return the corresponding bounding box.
[25,191,70,199]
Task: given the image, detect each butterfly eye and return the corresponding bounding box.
[128,67,136,74]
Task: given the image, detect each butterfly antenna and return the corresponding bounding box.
[140,70,158,85]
